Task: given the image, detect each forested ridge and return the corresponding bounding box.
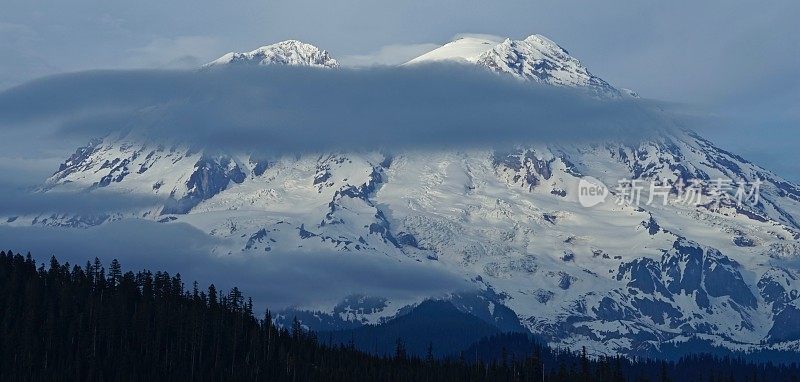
[1,250,798,381]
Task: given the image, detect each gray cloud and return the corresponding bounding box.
[0,220,470,309]
[339,43,441,67]
[0,182,163,215]
[125,36,224,69]
[0,157,61,187]
[0,64,675,154]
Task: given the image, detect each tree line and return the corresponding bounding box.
[1,250,798,381]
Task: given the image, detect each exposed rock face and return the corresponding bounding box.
[162,155,246,214]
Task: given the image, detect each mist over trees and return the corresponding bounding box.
[1,250,798,381]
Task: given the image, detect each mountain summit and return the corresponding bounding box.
[407,34,619,96]
[205,40,339,68]
[405,35,503,64]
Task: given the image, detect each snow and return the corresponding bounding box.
[405,36,502,64]
[205,40,339,68]
[407,34,619,96]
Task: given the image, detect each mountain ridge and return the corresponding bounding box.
[205,39,339,68]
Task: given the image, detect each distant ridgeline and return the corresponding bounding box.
[1,251,799,381]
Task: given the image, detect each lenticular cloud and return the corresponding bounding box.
[0,64,674,153]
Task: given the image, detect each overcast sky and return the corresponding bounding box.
[1,0,798,181]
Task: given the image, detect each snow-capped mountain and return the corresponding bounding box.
[407,35,619,97]
[7,36,800,357]
[205,40,339,68]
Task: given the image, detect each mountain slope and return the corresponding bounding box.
[6,36,800,357]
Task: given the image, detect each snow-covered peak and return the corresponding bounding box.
[405,36,503,64]
[475,34,619,96]
[205,40,339,68]
[406,34,620,96]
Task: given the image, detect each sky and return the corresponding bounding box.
[0,0,798,309]
[1,0,798,180]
